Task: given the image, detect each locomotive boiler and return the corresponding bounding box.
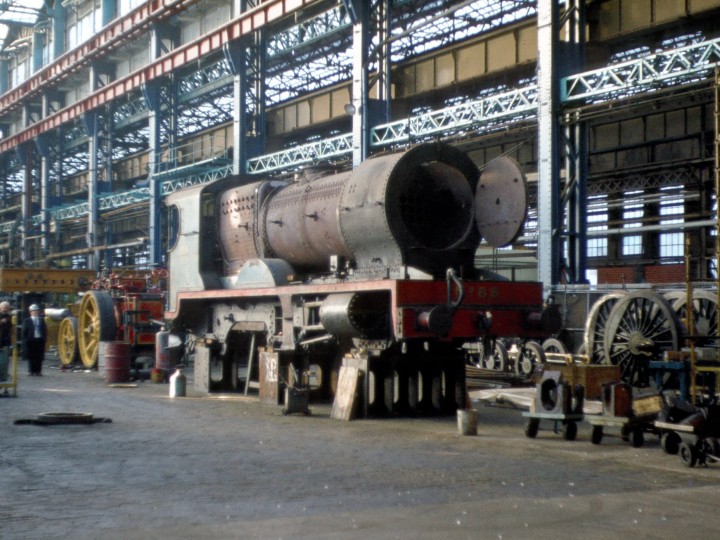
[165,142,557,416]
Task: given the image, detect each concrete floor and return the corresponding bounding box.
[1,356,720,539]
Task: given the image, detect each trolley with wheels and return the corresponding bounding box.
[586,385,662,448]
[522,370,585,441]
[655,405,720,468]
[586,414,655,447]
[522,411,583,441]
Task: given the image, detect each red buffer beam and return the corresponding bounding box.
[0,0,200,116]
[0,0,316,155]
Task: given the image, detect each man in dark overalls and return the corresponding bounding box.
[22,304,47,376]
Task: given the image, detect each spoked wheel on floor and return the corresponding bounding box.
[583,291,629,365]
[671,290,718,345]
[603,291,682,387]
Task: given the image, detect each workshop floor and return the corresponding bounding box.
[1,356,719,539]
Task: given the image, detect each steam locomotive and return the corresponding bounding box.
[165,142,558,416]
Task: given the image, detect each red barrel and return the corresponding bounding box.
[101,341,131,384]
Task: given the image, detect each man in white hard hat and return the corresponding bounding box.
[22,304,47,376]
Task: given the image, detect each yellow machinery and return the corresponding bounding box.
[0,268,96,363]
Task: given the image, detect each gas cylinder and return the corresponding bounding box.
[156,330,170,371]
[169,367,186,397]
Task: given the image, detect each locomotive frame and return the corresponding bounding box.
[164,142,557,416]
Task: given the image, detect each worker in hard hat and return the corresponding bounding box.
[22,304,47,376]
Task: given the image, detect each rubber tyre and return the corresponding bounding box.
[661,432,680,455]
[631,428,644,448]
[524,418,539,438]
[562,421,577,441]
[591,425,603,445]
[679,442,697,468]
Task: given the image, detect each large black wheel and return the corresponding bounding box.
[524,418,539,438]
[660,432,680,455]
[562,421,578,441]
[679,442,698,468]
[591,425,603,445]
[603,291,682,387]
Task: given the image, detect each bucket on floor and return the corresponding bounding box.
[457,409,478,436]
[169,367,186,397]
[101,341,131,384]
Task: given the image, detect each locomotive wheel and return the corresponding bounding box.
[57,317,79,366]
[671,290,718,345]
[541,338,569,355]
[515,341,545,377]
[603,291,682,387]
[481,341,509,371]
[583,291,629,364]
[78,291,117,368]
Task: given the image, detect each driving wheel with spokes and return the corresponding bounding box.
[583,291,629,364]
[481,341,509,372]
[78,291,117,368]
[603,291,682,387]
[57,316,79,367]
[671,290,718,346]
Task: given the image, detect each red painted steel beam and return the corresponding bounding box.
[0,0,316,155]
[0,0,200,116]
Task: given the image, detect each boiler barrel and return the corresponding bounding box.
[218,143,479,276]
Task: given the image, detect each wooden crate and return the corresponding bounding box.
[547,363,621,400]
[633,394,663,417]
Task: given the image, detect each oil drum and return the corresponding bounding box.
[101,341,131,384]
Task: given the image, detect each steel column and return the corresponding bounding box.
[82,110,101,270]
[350,0,370,166]
[537,1,561,293]
[561,0,587,285]
[143,79,163,267]
[18,144,32,264]
[226,0,266,176]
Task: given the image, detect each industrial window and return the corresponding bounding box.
[587,195,608,258]
[119,0,145,16]
[622,192,643,256]
[659,188,684,259]
[524,210,537,251]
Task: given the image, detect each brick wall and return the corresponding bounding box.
[644,264,685,284]
[596,264,684,285]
